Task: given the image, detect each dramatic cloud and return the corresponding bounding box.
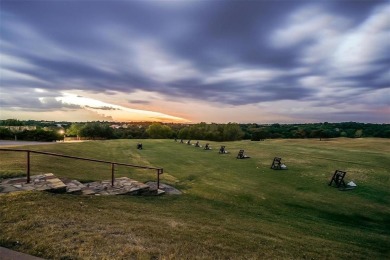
[0,0,389,123]
[56,93,189,122]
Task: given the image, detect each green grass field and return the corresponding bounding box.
[0,138,389,259]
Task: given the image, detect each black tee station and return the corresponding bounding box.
[328,170,347,188]
[270,157,283,170]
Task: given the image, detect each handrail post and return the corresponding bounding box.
[157,168,163,190]
[26,150,31,183]
[157,169,160,190]
[111,163,115,187]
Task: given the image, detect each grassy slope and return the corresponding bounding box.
[0,138,389,259]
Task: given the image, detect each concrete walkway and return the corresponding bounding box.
[0,247,44,260]
[0,140,59,147]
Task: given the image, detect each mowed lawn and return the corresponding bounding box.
[0,138,389,259]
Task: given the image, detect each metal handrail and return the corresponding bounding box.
[0,148,163,189]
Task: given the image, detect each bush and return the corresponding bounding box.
[0,128,14,140]
[17,129,60,142]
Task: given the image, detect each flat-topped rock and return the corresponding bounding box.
[83,177,150,195]
[0,173,67,193]
[60,178,86,194]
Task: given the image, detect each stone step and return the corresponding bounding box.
[1,175,178,196]
[78,177,151,196]
[0,173,67,193]
[60,178,86,194]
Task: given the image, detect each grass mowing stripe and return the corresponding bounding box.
[286,153,384,168]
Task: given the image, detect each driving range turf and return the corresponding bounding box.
[0,138,389,259]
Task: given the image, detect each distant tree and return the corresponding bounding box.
[309,129,321,138]
[17,129,60,141]
[292,128,308,138]
[251,128,269,141]
[146,123,173,139]
[223,123,244,141]
[178,127,190,139]
[381,130,390,138]
[204,123,222,141]
[240,124,253,140]
[319,129,333,140]
[113,125,146,139]
[187,125,202,140]
[0,119,24,126]
[79,123,113,139]
[0,128,14,139]
[355,129,363,138]
[340,131,347,137]
[66,123,83,137]
[344,129,356,138]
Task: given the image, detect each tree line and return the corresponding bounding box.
[0,128,61,142]
[0,120,389,142]
[64,122,245,141]
[244,122,390,140]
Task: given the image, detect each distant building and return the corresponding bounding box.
[110,124,121,129]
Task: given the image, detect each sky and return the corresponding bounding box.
[0,0,389,124]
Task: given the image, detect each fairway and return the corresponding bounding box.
[0,138,389,259]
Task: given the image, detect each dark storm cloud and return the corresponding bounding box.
[162,0,302,69]
[0,0,389,121]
